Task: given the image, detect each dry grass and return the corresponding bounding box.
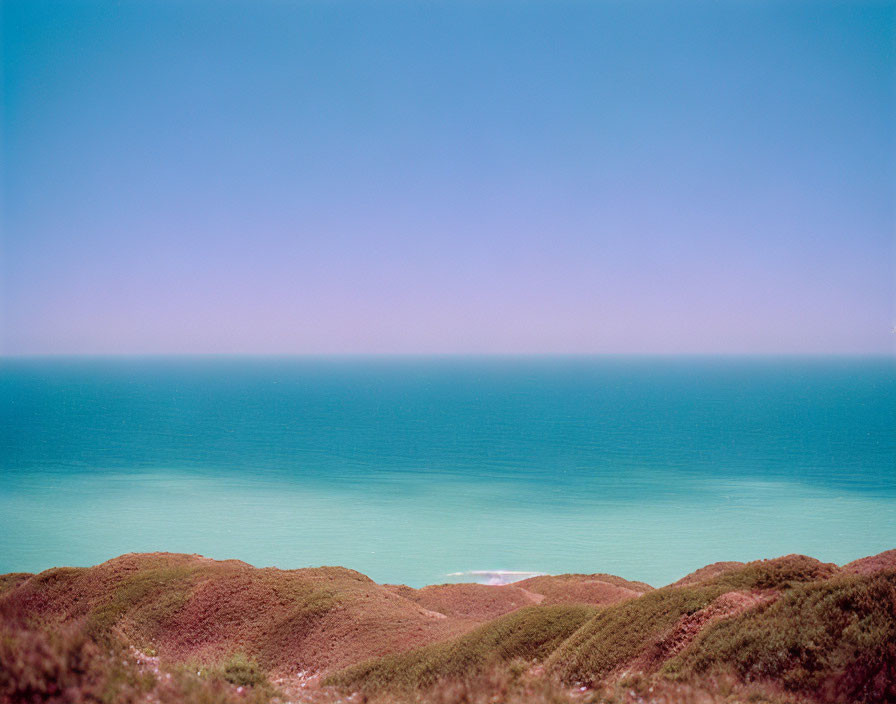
[326,604,597,692]
[0,573,32,597]
[518,573,654,595]
[514,574,651,606]
[385,582,540,621]
[0,618,276,704]
[0,553,463,674]
[2,551,894,704]
[842,549,896,576]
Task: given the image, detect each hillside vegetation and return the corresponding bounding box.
[1,550,894,704]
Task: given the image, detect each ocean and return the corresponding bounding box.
[1,356,893,587]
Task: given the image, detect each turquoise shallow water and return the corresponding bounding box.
[1,356,893,587]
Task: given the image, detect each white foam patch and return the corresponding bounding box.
[445,570,547,585]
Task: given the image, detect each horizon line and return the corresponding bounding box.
[2,352,894,360]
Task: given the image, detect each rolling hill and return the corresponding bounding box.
[1,550,893,703]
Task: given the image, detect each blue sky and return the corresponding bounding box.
[2,0,894,354]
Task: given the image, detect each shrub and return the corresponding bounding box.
[0,620,152,704]
[327,604,597,692]
[668,571,896,704]
[548,585,718,684]
[220,652,266,687]
[706,555,838,592]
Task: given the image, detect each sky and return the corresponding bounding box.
[1,0,894,355]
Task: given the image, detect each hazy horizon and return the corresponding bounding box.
[3,0,894,356]
[3,355,893,584]
[2,352,895,359]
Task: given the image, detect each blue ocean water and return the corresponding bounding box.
[1,356,893,587]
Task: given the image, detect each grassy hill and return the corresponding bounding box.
[1,550,894,704]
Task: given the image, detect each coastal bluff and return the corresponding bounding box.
[1,550,894,703]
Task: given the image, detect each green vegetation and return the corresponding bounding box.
[544,556,842,686]
[3,552,893,704]
[522,573,654,594]
[219,652,267,687]
[87,565,199,642]
[330,555,877,700]
[267,574,340,621]
[30,566,88,586]
[0,621,278,704]
[327,604,597,692]
[705,555,838,591]
[333,664,807,704]
[667,571,896,704]
[247,576,341,670]
[547,584,718,684]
